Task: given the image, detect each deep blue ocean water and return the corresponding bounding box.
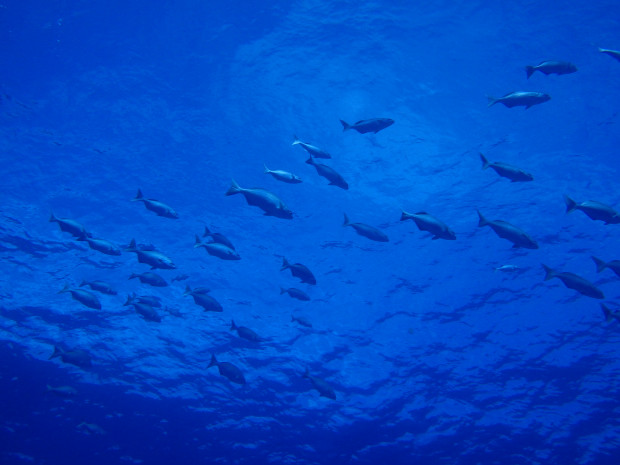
[2,1,620,463]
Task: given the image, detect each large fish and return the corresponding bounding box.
[599,47,620,62]
[49,212,90,238]
[292,136,331,159]
[400,210,456,240]
[225,179,293,219]
[194,235,240,260]
[58,284,101,309]
[80,280,116,295]
[184,285,223,312]
[592,256,620,277]
[230,320,260,342]
[479,153,533,182]
[487,91,550,109]
[340,118,394,134]
[305,157,348,190]
[208,354,245,385]
[542,264,604,299]
[125,239,176,269]
[303,368,336,399]
[343,213,388,242]
[280,287,311,301]
[525,61,577,79]
[129,271,168,287]
[564,195,620,224]
[76,232,122,256]
[264,164,302,184]
[129,301,161,322]
[281,258,316,285]
[132,189,178,219]
[203,226,235,250]
[477,210,538,249]
[124,293,162,308]
[49,346,92,368]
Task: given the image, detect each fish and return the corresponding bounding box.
[599,47,620,62]
[203,226,235,250]
[171,274,190,283]
[46,384,78,397]
[77,422,106,435]
[76,232,122,256]
[49,346,92,368]
[124,293,162,307]
[477,210,538,249]
[542,264,604,299]
[487,91,551,109]
[340,118,394,134]
[208,354,245,385]
[292,315,312,328]
[281,258,316,285]
[305,157,348,190]
[131,189,178,219]
[494,265,520,273]
[479,153,533,182]
[400,210,456,240]
[194,235,240,260]
[343,213,389,242]
[184,285,223,312]
[129,272,168,287]
[601,303,620,323]
[264,164,302,184]
[525,61,577,79]
[280,287,311,301]
[592,256,620,277]
[49,212,90,238]
[303,368,336,399]
[130,301,161,322]
[292,136,332,159]
[58,284,101,309]
[564,195,620,224]
[125,239,176,269]
[80,280,117,295]
[230,320,260,342]
[225,179,293,219]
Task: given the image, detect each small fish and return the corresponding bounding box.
[80,280,116,295]
[487,91,551,109]
[281,258,316,285]
[542,264,604,299]
[129,272,168,287]
[477,210,538,249]
[49,212,90,238]
[171,274,190,283]
[494,265,520,273]
[525,61,577,79]
[131,301,161,322]
[592,256,620,278]
[132,189,178,219]
[194,235,240,260]
[208,354,246,385]
[305,156,348,190]
[291,315,312,328]
[203,226,235,250]
[264,164,302,184]
[281,287,311,301]
[49,346,92,368]
[184,285,223,312]
[343,213,388,242]
[125,239,176,269]
[292,136,331,159]
[58,284,101,310]
[46,384,78,397]
[76,232,122,256]
[124,293,162,308]
[230,320,260,342]
[601,303,620,323]
[400,210,456,240]
[599,47,620,62]
[340,118,394,134]
[77,422,106,435]
[303,368,336,399]
[479,153,533,182]
[225,179,293,219]
[564,195,620,224]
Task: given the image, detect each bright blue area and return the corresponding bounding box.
[1,1,620,463]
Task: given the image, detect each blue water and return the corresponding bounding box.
[2,1,620,463]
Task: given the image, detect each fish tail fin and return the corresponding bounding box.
[230,320,237,331]
[49,345,62,360]
[542,264,556,281]
[194,235,202,248]
[49,212,57,223]
[75,231,88,241]
[564,194,577,214]
[132,189,144,202]
[264,164,271,174]
[292,135,301,145]
[183,285,191,296]
[343,213,350,227]
[486,96,498,107]
[203,226,212,237]
[208,354,218,368]
[476,210,489,227]
[400,210,412,221]
[58,283,70,294]
[125,239,137,252]
[124,294,134,306]
[479,153,490,170]
[79,280,87,287]
[225,179,241,196]
[525,66,536,79]
[592,256,607,273]
[280,287,287,295]
[305,156,315,165]
[128,273,138,280]
[340,120,351,131]
[281,257,290,270]
[602,303,613,322]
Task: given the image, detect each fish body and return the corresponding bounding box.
[480,153,533,182]
[542,264,604,299]
[77,422,106,435]
[126,239,176,269]
[281,258,316,285]
[194,236,240,260]
[564,195,620,224]
[208,354,245,384]
[49,346,92,368]
[400,210,456,240]
[343,213,388,242]
[340,118,394,134]
[599,48,620,62]
[592,256,620,277]
[80,280,116,295]
[76,233,121,255]
[601,303,620,323]
[184,286,223,312]
[477,210,538,249]
[264,164,302,184]
[130,302,161,322]
[129,272,168,287]
[495,265,520,273]
[58,284,101,309]
[292,136,331,159]
[281,287,311,301]
[132,189,178,219]
[487,91,551,109]
[49,213,90,238]
[225,179,293,219]
[230,320,260,342]
[525,61,577,79]
[124,293,162,307]
[171,274,190,283]
[46,384,78,396]
[292,315,312,328]
[305,157,348,190]
[303,369,336,399]
[203,227,235,250]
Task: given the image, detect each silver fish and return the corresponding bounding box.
[487,91,550,109]
[264,164,302,184]
[525,61,577,79]
[225,179,293,219]
[132,189,178,219]
[343,213,388,242]
[292,135,331,159]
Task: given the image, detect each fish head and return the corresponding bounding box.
[445,229,457,240]
[542,94,551,102]
[568,63,578,72]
